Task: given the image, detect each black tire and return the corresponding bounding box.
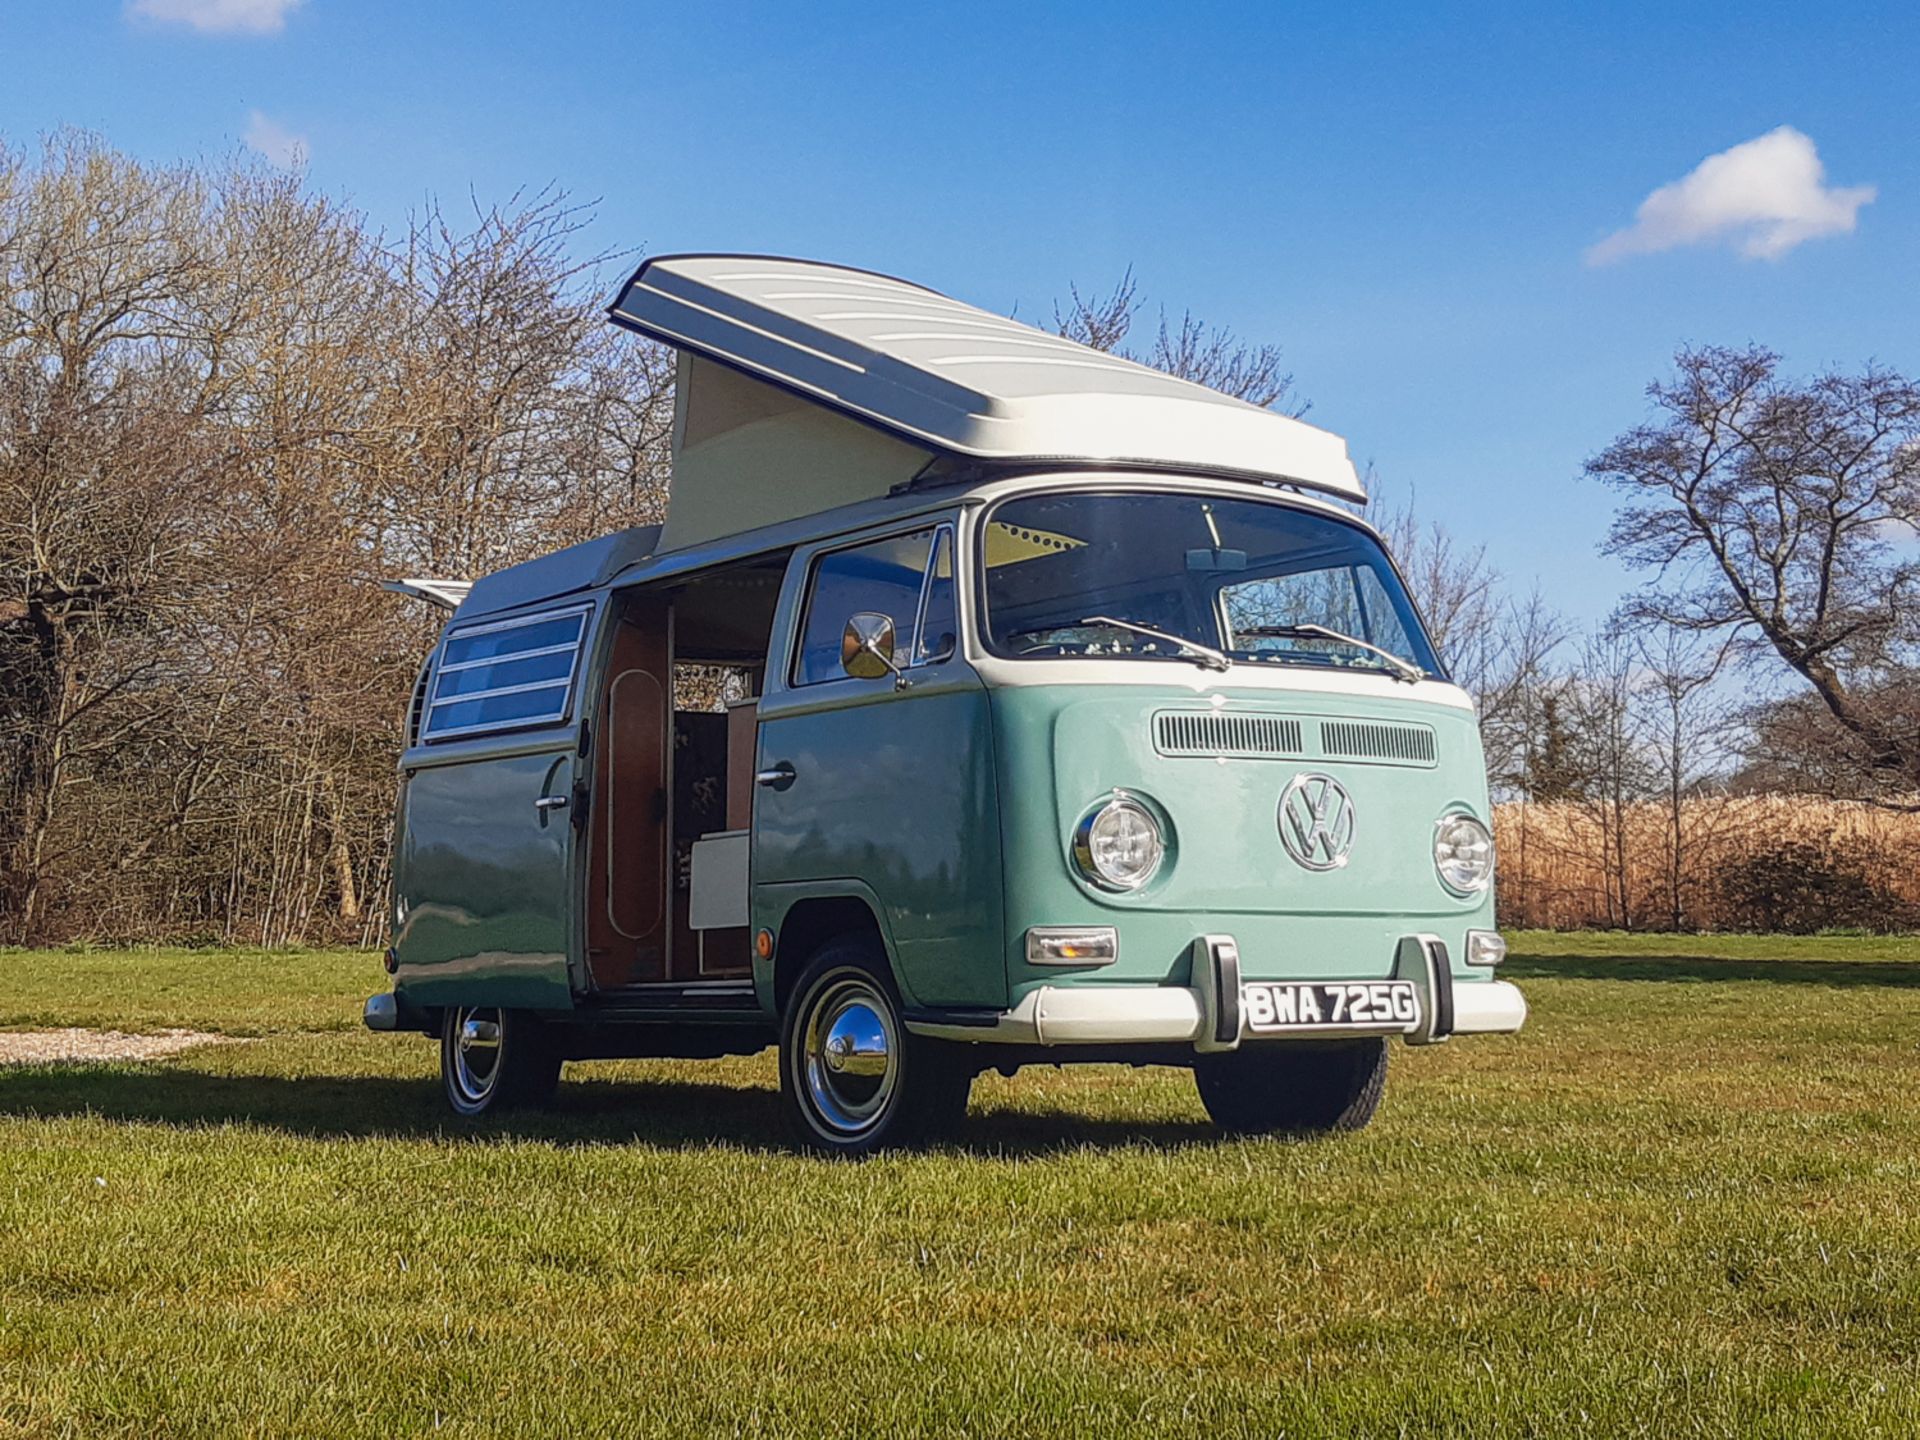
[1194,1039,1388,1136]
[439,1005,563,1118]
[779,937,973,1157]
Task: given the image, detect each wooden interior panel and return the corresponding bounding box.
[584,597,670,988]
[725,700,758,831]
[606,670,666,941]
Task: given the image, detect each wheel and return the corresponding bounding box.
[439,1005,562,1118]
[779,938,973,1156]
[1194,1039,1388,1136]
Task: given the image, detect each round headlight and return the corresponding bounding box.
[1433,813,1494,895]
[1073,795,1164,891]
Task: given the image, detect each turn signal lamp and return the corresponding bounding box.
[1466,930,1507,967]
[1026,926,1119,965]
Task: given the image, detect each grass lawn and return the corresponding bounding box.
[1,932,1918,1437]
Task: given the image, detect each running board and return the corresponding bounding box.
[570,979,765,1024]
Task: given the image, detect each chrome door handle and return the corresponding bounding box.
[755,762,796,790]
[533,795,570,812]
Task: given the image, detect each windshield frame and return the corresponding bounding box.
[972,484,1449,682]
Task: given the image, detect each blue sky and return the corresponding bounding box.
[3,0,1915,623]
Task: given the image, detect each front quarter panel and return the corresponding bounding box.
[991,681,1498,1000]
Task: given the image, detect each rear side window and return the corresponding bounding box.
[424,605,591,740]
[792,529,936,686]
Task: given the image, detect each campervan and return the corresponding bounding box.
[365,256,1526,1154]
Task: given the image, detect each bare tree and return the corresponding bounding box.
[0,134,230,937]
[1634,626,1734,929]
[1562,631,1655,929]
[0,134,677,944]
[1368,482,1568,793]
[1587,345,1920,805]
[1055,269,1301,413]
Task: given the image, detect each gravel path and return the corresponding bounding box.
[0,1028,236,1065]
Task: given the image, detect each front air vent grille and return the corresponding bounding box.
[1319,720,1437,767]
[1156,711,1304,759]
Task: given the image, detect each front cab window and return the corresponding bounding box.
[981,491,1443,680]
[793,526,957,686]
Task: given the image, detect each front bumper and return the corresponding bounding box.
[903,933,1526,1048]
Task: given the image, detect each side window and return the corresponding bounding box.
[915,527,957,664]
[424,605,591,740]
[792,529,934,686]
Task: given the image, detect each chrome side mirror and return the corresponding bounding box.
[840,612,904,683]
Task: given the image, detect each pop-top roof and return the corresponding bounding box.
[607,255,1366,504]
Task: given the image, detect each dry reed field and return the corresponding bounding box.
[1494,796,1920,933]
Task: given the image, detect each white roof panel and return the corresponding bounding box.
[608,256,1366,503]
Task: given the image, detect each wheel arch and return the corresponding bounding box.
[763,884,909,1015]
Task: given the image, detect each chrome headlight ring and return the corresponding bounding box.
[1433,812,1495,896]
[1071,793,1167,892]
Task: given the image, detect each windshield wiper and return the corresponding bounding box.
[1234,624,1424,684]
[1080,615,1231,672]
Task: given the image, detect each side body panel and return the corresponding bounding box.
[392,741,580,1010]
[390,594,608,1013]
[752,674,1004,1009]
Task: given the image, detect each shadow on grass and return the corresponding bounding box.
[1508,953,1920,987]
[0,1063,1222,1157]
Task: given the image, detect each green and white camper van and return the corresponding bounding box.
[366,255,1525,1155]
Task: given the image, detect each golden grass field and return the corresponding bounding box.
[1494,796,1920,931]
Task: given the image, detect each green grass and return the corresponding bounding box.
[1,933,1918,1437]
[0,945,378,1035]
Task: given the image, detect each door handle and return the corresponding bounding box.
[755,762,796,791]
[533,795,570,812]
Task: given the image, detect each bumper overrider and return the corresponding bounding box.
[362,991,435,1035]
[902,934,1526,1048]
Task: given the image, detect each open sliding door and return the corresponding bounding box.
[585,596,671,988]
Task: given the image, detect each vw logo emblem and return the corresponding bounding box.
[1278,773,1356,871]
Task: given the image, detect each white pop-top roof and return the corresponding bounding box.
[607,256,1366,504]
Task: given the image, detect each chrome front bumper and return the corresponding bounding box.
[903,933,1527,1048]
[363,993,400,1031]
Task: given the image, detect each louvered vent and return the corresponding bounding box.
[1155,711,1304,758]
[405,659,433,748]
[1319,720,1437,767]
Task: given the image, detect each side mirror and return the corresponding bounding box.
[840,612,902,682]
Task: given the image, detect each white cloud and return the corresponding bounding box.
[127,0,304,35]
[244,110,307,169]
[1587,126,1875,265]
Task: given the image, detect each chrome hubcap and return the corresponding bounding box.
[801,977,898,1137]
[449,1005,503,1105]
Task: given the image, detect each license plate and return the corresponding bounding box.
[1241,980,1421,1034]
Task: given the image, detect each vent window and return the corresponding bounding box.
[1319,720,1437,767]
[424,605,591,741]
[1155,711,1304,758]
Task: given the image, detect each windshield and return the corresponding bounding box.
[979,491,1444,679]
